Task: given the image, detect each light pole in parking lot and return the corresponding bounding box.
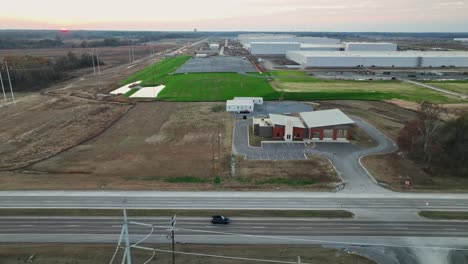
[332,152,336,166]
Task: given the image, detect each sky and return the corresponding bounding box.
[1,0,468,32]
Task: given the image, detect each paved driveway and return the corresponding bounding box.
[232,117,398,193]
[233,120,307,160]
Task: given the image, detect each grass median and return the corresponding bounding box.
[0,209,353,218]
[419,211,468,220]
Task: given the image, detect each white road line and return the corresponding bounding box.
[19,225,33,227]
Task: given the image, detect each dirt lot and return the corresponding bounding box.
[0,244,375,264]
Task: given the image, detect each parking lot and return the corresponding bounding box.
[233,120,309,161]
[246,142,309,160]
[312,71,468,81]
[175,56,257,73]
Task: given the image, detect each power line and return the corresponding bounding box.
[149,225,468,251]
[4,61,15,104]
[0,69,7,104]
[132,245,310,264]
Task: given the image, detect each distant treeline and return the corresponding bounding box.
[1,52,103,91]
[0,30,209,49]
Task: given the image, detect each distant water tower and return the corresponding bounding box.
[194,28,197,32]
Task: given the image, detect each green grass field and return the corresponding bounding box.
[270,71,464,103]
[120,55,192,86]
[423,80,468,95]
[121,60,465,103]
[157,72,279,101]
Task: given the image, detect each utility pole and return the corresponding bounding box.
[123,208,132,264]
[170,215,177,264]
[128,39,132,63]
[73,107,78,122]
[96,49,101,75]
[212,136,215,177]
[91,50,96,76]
[0,68,7,105]
[4,61,15,104]
[217,124,221,158]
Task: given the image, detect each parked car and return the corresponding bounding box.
[211,215,230,224]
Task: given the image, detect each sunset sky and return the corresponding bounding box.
[1,0,467,32]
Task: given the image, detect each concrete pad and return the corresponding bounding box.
[110,81,142,95]
[129,85,166,98]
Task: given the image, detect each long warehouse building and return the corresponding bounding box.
[286,51,468,68]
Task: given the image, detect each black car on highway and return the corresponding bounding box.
[211,215,230,224]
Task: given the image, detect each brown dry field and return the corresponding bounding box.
[4,102,233,190]
[363,153,468,192]
[235,156,340,191]
[0,244,375,264]
[1,101,338,191]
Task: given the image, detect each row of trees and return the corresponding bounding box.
[1,52,103,91]
[398,102,468,177]
[0,38,64,49]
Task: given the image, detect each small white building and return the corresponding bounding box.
[233,97,263,105]
[226,99,254,113]
[209,43,220,50]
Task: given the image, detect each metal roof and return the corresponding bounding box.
[226,100,254,106]
[250,42,301,45]
[300,109,354,128]
[269,114,305,128]
[234,97,263,101]
[287,51,468,58]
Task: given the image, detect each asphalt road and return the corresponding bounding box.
[1,193,468,210]
[2,217,468,238]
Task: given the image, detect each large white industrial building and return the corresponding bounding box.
[345,42,397,52]
[239,34,341,46]
[239,34,468,68]
[286,51,468,68]
[250,42,301,55]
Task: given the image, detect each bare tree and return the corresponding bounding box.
[416,101,446,169]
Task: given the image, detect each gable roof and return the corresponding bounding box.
[300,109,354,128]
[269,114,305,128]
